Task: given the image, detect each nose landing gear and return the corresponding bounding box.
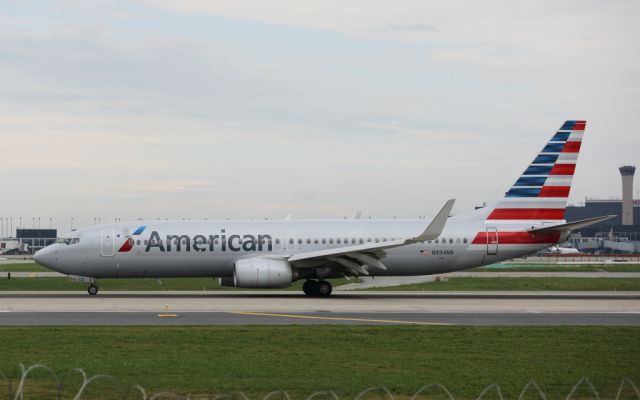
[302,280,332,297]
[87,283,99,296]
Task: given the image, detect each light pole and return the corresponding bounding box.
[38,217,41,229]
[9,218,12,238]
[19,217,22,230]
[32,217,35,229]
[49,217,52,229]
[71,217,74,231]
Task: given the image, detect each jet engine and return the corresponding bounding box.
[219,258,293,288]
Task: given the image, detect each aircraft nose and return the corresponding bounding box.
[33,247,53,267]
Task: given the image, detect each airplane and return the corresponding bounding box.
[34,120,614,296]
[547,245,580,255]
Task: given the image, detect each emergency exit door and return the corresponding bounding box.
[101,229,115,257]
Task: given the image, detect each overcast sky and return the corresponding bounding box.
[1,0,639,232]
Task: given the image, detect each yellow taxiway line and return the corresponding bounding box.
[229,311,450,325]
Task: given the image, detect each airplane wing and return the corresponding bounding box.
[528,215,615,234]
[287,199,455,275]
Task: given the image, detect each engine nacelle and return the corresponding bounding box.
[221,258,293,288]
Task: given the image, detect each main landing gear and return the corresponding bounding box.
[302,280,332,297]
[87,283,99,296]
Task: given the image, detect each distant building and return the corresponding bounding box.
[565,199,640,239]
[15,229,58,254]
[620,165,636,225]
[564,165,639,252]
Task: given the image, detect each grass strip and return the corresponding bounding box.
[0,326,638,399]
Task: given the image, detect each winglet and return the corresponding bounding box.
[410,199,455,242]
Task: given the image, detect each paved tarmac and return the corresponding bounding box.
[337,271,640,289]
[1,311,638,325]
[0,291,638,325]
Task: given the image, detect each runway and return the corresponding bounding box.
[1,291,639,325]
[1,311,638,325]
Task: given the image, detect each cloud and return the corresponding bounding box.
[381,24,441,33]
[0,1,638,226]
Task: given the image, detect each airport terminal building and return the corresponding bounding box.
[565,166,639,252]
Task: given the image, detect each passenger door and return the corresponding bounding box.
[101,229,115,257]
[486,227,498,255]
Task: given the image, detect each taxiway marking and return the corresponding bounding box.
[229,311,451,325]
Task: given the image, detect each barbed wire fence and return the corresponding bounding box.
[1,364,639,400]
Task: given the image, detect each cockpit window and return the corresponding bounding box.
[55,238,80,245]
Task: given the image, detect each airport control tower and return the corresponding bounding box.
[619,165,636,225]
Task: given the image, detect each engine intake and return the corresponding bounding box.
[220,258,293,288]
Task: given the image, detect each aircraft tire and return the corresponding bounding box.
[87,284,99,296]
[317,280,332,297]
[302,280,317,296]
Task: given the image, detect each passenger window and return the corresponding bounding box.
[456,238,460,244]
[427,240,432,244]
[367,238,372,243]
[289,238,294,244]
[449,238,453,244]
[307,239,311,244]
[275,239,280,244]
[322,239,326,244]
[435,239,439,244]
[382,238,387,242]
[374,238,379,243]
[329,238,334,244]
[337,239,341,244]
[463,238,468,244]
[352,238,356,244]
[136,240,141,245]
[314,239,318,244]
[298,239,302,244]
[144,240,148,245]
[359,239,364,244]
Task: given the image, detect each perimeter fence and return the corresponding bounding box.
[1,364,639,400]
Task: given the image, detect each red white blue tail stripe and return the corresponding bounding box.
[487,120,585,221]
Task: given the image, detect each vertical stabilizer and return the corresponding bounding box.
[486,120,586,222]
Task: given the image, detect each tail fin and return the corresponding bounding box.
[486,120,586,221]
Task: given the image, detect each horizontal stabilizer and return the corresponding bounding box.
[528,215,615,234]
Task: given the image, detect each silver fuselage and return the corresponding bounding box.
[34,216,562,279]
